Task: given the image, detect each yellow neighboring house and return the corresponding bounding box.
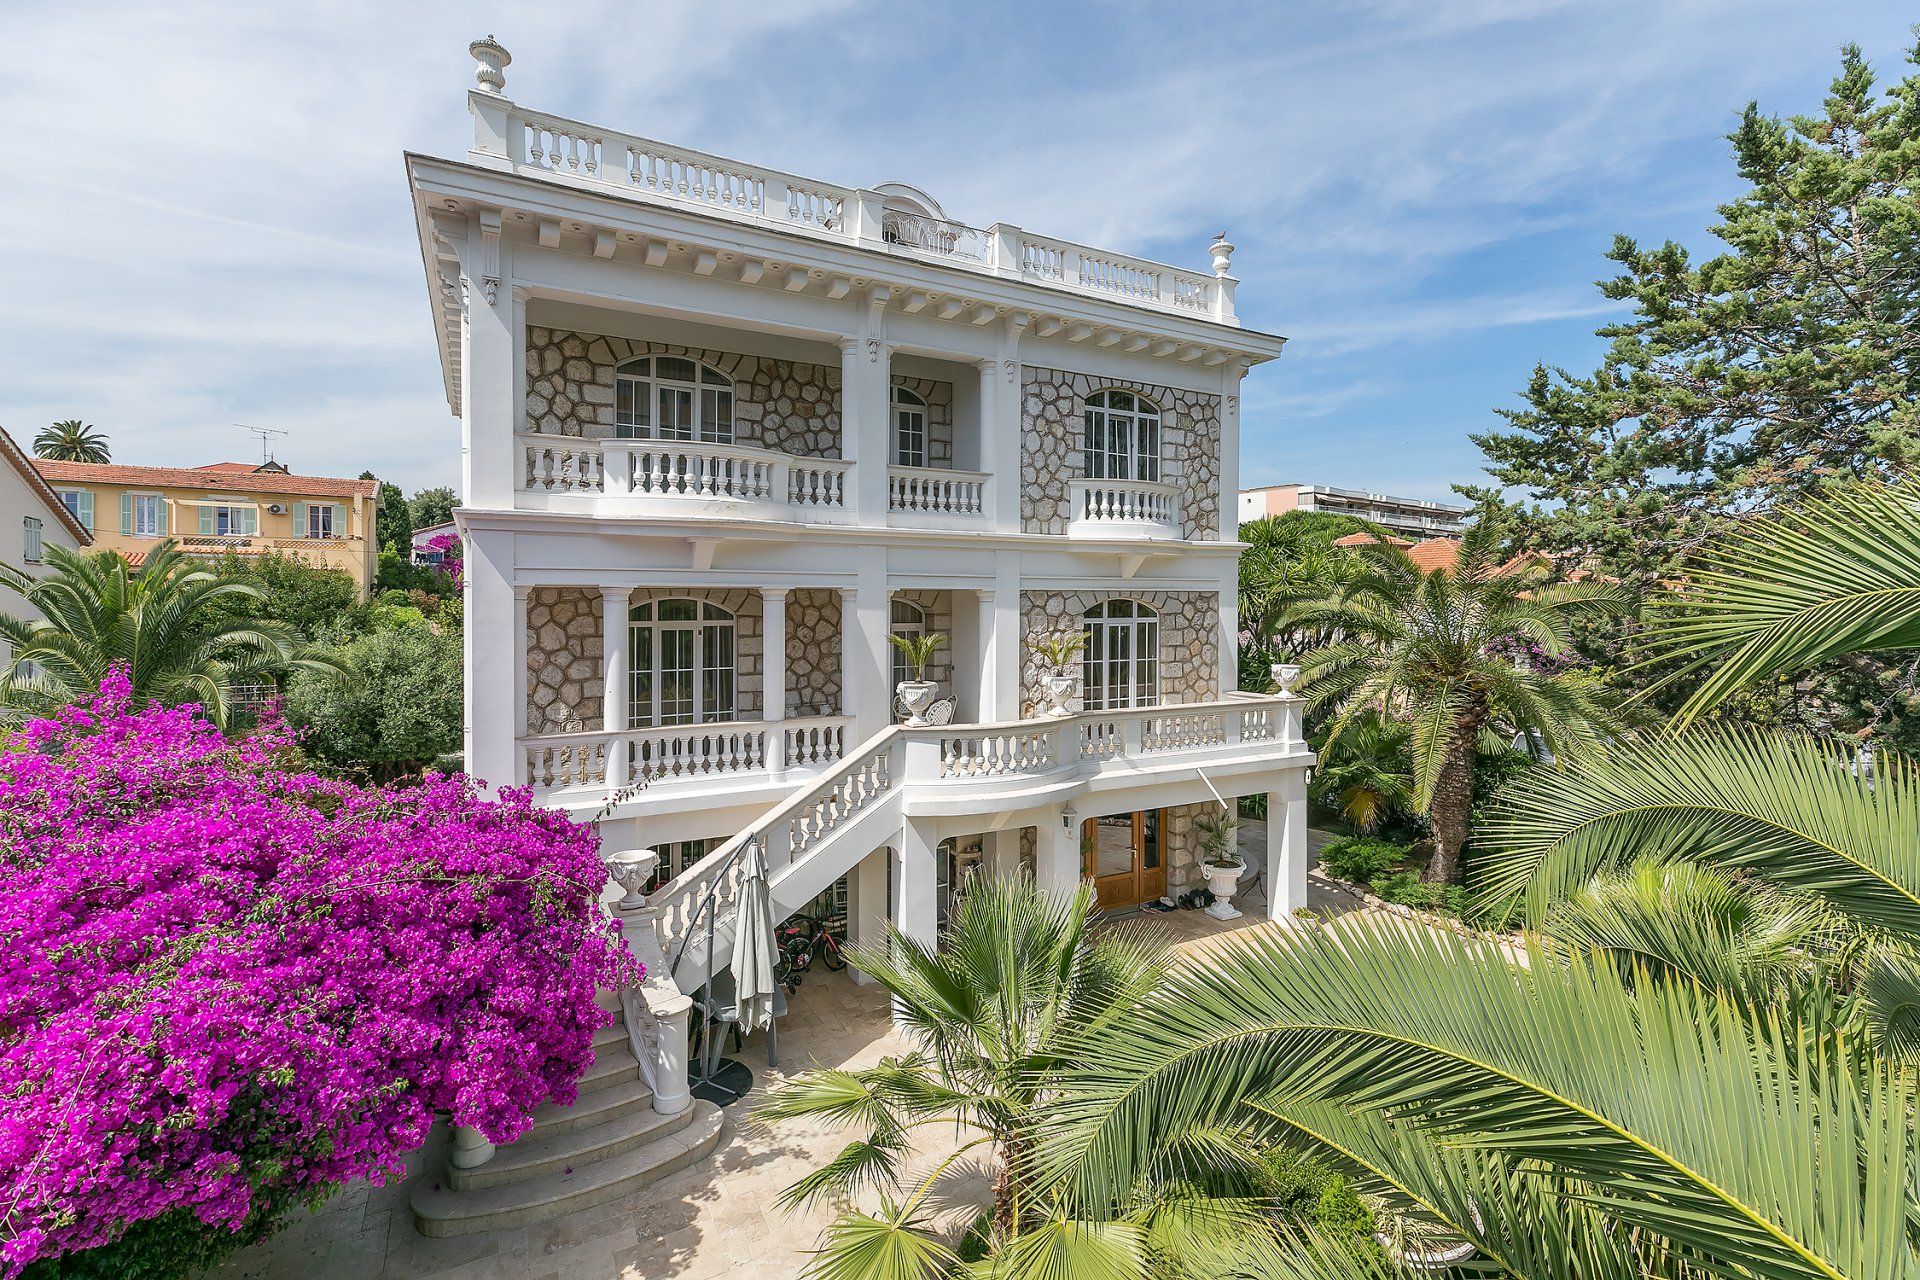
[31,459,381,598]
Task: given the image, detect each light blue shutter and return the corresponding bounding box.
[156,498,168,536]
[241,505,257,536]
[198,501,214,536]
[120,493,132,535]
[331,504,346,539]
[291,501,307,538]
[77,491,93,533]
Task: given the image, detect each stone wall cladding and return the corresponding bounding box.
[526,587,765,732]
[1020,367,1223,539]
[892,377,955,467]
[526,587,603,733]
[892,589,955,693]
[1162,801,1213,892]
[1018,589,1220,718]
[525,328,842,459]
[786,589,842,718]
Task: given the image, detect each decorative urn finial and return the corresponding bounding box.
[1209,231,1235,278]
[470,34,511,94]
[1271,661,1301,698]
[607,848,661,911]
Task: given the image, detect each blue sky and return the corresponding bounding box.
[0,1,1911,500]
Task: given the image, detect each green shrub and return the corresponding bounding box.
[1368,870,1474,918]
[286,624,462,780]
[1254,1150,1376,1238]
[1318,836,1409,884]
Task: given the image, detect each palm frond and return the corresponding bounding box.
[1639,481,1920,728]
[800,1204,960,1280]
[1043,918,1912,1280]
[1472,727,1920,940]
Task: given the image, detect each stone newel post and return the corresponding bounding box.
[606,849,693,1117]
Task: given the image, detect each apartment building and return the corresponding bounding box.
[1240,481,1468,538]
[401,38,1315,1230]
[30,459,380,596]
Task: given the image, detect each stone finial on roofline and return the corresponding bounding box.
[470,35,511,94]
[1209,231,1235,277]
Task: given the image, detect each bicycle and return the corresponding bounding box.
[778,912,848,974]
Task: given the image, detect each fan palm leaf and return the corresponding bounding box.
[1471,728,1920,940]
[32,419,110,463]
[1042,918,1913,1280]
[1638,482,1920,729]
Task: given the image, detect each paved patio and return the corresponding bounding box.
[211,825,1351,1280]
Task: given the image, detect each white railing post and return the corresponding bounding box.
[988,223,1024,279]
[1121,711,1146,756]
[849,189,887,250]
[1279,697,1304,746]
[603,443,632,497]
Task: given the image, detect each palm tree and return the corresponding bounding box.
[1016,481,1920,1280]
[759,875,1180,1273]
[32,419,110,463]
[1289,521,1630,881]
[1306,711,1412,835]
[0,540,335,729]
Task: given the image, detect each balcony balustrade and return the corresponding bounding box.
[1067,477,1182,539]
[886,465,990,521]
[487,100,1235,321]
[519,715,851,796]
[519,435,851,522]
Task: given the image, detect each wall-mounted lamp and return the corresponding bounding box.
[1061,808,1076,830]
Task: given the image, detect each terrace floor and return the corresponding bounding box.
[211,825,1352,1280]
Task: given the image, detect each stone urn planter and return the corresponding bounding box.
[1203,859,1247,920]
[897,680,939,726]
[1042,673,1081,718]
[1271,661,1301,697]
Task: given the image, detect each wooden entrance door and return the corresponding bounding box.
[1082,810,1167,911]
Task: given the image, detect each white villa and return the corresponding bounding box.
[401,37,1313,1235]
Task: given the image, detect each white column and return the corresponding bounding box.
[1219,583,1240,699]
[601,587,631,789]
[1034,808,1083,898]
[762,587,788,777]
[839,299,892,524]
[460,224,518,512]
[512,585,530,743]
[1217,359,1246,543]
[464,528,518,791]
[983,828,1021,878]
[846,844,890,987]
[1267,771,1310,921]
[986,555,1021,720]
[893,816,941,1024]
[841,559,891,742]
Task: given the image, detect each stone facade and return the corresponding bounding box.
[1162,801,1216,893]
[1017,589,1220,719]
[1019,367,1223,540]
[526,587,766,732]
[785,589,842,718]
[525,328,842,459]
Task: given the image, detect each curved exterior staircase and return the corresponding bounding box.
[410,983,723,1236]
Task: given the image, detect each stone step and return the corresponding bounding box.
[576,1039,640,1095]
[525,1076,655,1142]
[411,1101,725,1237]
[451,1096,700,1191]
[592,1019,629,1050]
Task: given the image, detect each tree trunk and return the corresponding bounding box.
[1425,720,1479,884]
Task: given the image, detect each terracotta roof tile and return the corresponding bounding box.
[1404,538,1464,572]
[0,427,91,545]
[1332,531,1413,548]
[31,459,376,500]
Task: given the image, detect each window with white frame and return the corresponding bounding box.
[614,356,735,443]
[204,502,256,537]
[306,504,336,539]
[22,517,42,564]
[890,598,926,691]
[56,490,93,533]
[643,837,714,894]
[1082,599,1159,711]
[627,598,737,727]
[131,494,162,537]
[892,384,927,468]
[1082,390,1162,482]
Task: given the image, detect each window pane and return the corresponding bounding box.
[658,629,695,725]
[659,599,697,622]
[701,387,734,443]
[704,623,736,721]
[616,376,649,435]
[1109,391,1134,412]
[655,356,696,382]
[658,386,694,440]
[701,365,729,386]
[628,625,653,726]
[1138,413,1160,482]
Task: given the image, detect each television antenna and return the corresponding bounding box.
[235,424,288,464]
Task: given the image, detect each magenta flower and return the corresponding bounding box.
[0,673,636,1273]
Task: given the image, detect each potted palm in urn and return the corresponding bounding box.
[1193,807,1245,920]
[888,631,947,726]
[1032,632,1088,717]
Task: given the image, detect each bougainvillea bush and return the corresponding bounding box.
[0,672,635,1277]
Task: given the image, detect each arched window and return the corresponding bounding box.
[890,598,926,690]
[1083,390,1161,482]
[615,356,735,444]
[892,385,928,468]
[1083,599,1159,711]
[628,598,736,727]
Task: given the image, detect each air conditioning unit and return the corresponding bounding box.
[266,503,286,515]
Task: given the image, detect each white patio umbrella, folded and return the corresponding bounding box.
[730,838,778,1038]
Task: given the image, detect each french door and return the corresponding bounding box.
[1082,810,1166,911]
[1083,600,1159,711]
